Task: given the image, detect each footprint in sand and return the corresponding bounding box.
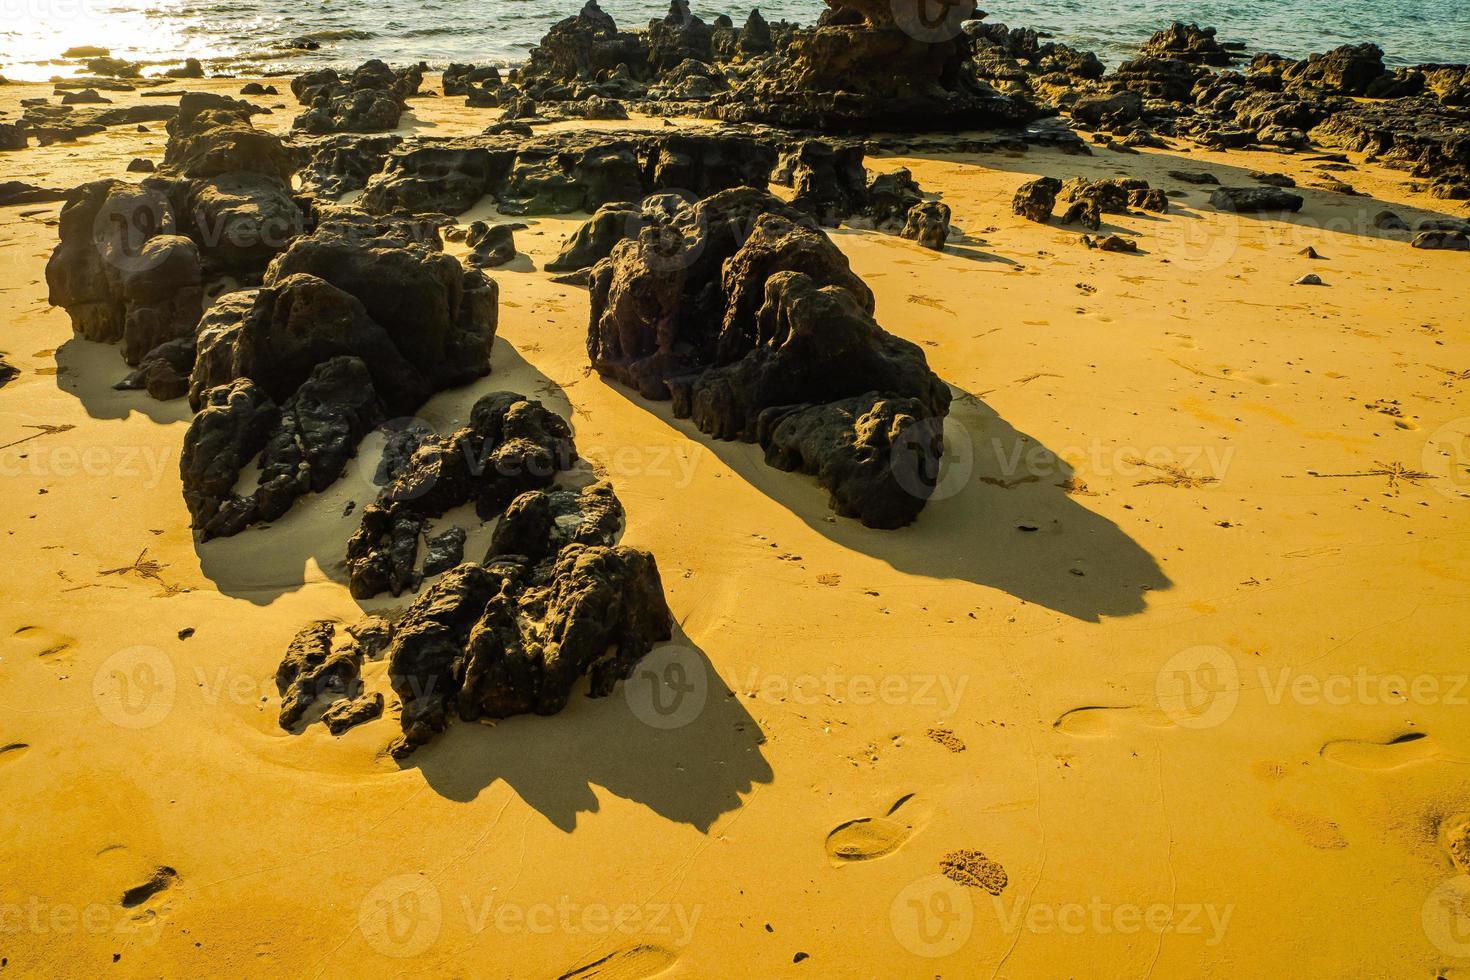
[10,625,75,659]
[559,944,677,979]
[825,794,925,865]
[1320,732,1450,770]
[1268,802,1348,850]
[1053,705,1176,737]
[121,866,177,908]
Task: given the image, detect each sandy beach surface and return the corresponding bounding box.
[3,76,1469,977]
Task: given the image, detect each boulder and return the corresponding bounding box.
[901,200,951,249]
[1208,186,1305,212]
[1012,176,1061,222]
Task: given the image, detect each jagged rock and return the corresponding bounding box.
[0,124,27,151]
[862,168,925,232]
[1129,188,1170,213]
[386,514,670,756]
[1412,230,1470,250]
[716,0,1042,131]
[1140,22,1236,66]
[545,200,641,271]
[161,93,288,180]
[443,63,502,96]
[45,181,206,362]
[423,526,468,577]
[1012,176,1061,222]
[648,0,713,73]
[117,235,204,365]
[264,213,498,397]
[1072,90,1144,128]
[1060,199,1101,229]
[0,181,66,205]
[115,336,195,400]
[177,173,304,272]
[251,356,384,525]
[188,273,428,416]
[1280,43,1386,95]
[180,379,279,537]
[487,482,625,563]
[901,200,950,249]
[1250,170,1297,187]
[61,88,110,105]
[785,140,869,226]
[345,392,577,598]
[361,146,499,215]
[292,60,423,133]
[1208,186,1305,212]
[1082,234,1139,252]
[275,620,363,730]
[126,158,155,173]
[465,222,520,267]
[322,692,384,734]
[589,201,950,527]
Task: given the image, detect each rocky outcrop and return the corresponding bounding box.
[1012,176,1061,222]
[714,0,1043,131]
[45,181,203,365]
[587,191,950,528]
[292,59,423,134]
[901,200,950,249]
[345,391,576,599]
[1208,186,1306,212]
[386,482,670,757]
[1139,22,1238,66]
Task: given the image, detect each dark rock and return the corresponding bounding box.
[423,526,467,577]
[292,60,423,134]
[588,203,951,527]
[0,181,67,205]
[1082,234,1139,252]
[164,58,206,80]
[1140,22,1237,66]
[126,157,155,173]
[1012,176,1061,222]
[1208,186,1305,212]
[1373,210,1410,231]
[115,336,195,400]
[275,620,362,730]
[545,200,642,271]
[179,379,279,537]
[264,213,498,397]
[321,692,384,734]
[361,146,499,215]
[1168,170,1219,185]
[386,525,671,756]
[1249,171,1297,188]
[901,200,950,249]
[465,221,521,268]
[1412,230,1470,250]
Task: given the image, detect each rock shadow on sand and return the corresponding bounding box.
[400,626,772,832]
[606,380,1172,623]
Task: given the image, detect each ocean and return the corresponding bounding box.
[2,0,1467,82]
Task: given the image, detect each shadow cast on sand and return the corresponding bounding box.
[605,380,1172,623]
[398,626,772,832]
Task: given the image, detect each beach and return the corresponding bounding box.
[3,12,1470,977]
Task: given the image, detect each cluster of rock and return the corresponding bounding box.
[291,59,425,134]
[45,94,298,386]
[278,433,673,755]
[344,391,573,599]
[586,187,952,528]
[178,209,499,539]
[978,23,1470,201]
[445,0,1041,133]
[1012,175,1170,228]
